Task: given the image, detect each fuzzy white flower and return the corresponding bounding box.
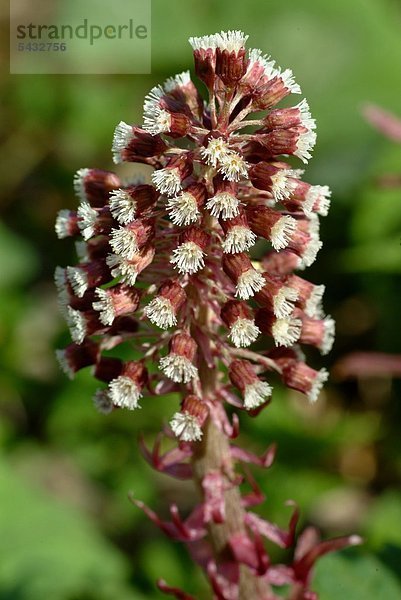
[235,269,265,300]
[112,121,134,164]
[304,185,331,217]
[206,192,240,220]
[55,349,74,380]
[152,168,182,196]
[106,254,138,286]
[93,389,114,414]
[143,108,172,136]
[300,236,323,268]
[170,411,202,442]
[229,318,260,348]
[109,376,142,410]
[201,138,232,167]
[270,215,297,251]
[164,70,191,92]
[109,189,137,224]
[66,306,87,344]
[247,49,276,79]
[272,317,302,347]
[280,68,301,94]
[273,286,299,319]
[305,284,325,318]
[143,85,165,119]
[73,168,90,201]
[66,266,88,298]
[159,354,198,383]
[92,289,115,326]
[244,381,272,410]
[77,202,98,241]
[170,242,205,274]
[219,152,249,182]
[308,368,329,403]
[55,210,73,239]
[222,226,256,254]
[110,227,139,260]
[214,30,248,53]
[320,316,336,355]
[188,34,217,51]
[297,98,316,131]
[145,297,176,329]
[270,169,298,202]
[294,130,317,163]
[167,192,200,226]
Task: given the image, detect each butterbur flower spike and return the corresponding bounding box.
[55,30,356,600]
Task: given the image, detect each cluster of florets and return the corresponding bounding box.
[53,31,357,600]
[55,30,333,441]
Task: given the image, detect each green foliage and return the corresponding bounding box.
[313,551,401,599]
[0,456,140,600]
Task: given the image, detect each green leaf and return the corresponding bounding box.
[0,455,141,600]
[313,551,401,599]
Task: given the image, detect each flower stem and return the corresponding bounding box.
[191,302,266,598]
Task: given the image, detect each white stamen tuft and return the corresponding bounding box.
[112,121,134,164]
[206,192,240,220]
[305,284,325,318]
[92,288,115,326]
[294,129,317,163]
[270,215,297,250]
[55,210,73,239]
[145,297,176,329]
[164,70,192,92]
[159,354,198,383]
[214,30,249,53]
[143,85,165,118]
[222,226,256,253]
[170,411,203,442]
[229,318,260,348]
[54,266,69,315]
[73,168,90,201]
[170,241,205,274]
[272,317,302,347]
[247,49,276,77]
[321,316,335,355]
[143,108,172,136]
[188,34,217,52]
[270,169,298,202]
[308,368,329,403]
[106,254,138,286]
[77,202,98,241]
[152,167,182,197]
[110,227,139,260]
[219,152,249,182]
[236,269,265,300]
[201,138,232,168]
[273,286,299,319]
[297,99,316,131]
[55,349,74,379]
[66,266,88,298]
[244,380,272,410]
[167,192,200,226]
[93,389,114,414]
[300,236,323,268]
[305,185,331,217]
[66,306,87,344]
[109,376,142,410]
[280,68,302,94]
[109,189,137,224]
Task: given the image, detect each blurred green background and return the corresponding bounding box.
[1,0,401,598]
